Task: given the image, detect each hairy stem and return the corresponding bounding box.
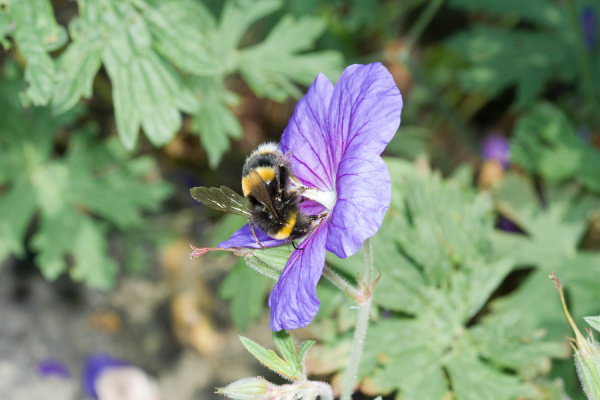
[340,239,375,400]
[322,264,360,299]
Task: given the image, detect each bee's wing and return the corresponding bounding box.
[190,186,250,217]
[246,170,280,219]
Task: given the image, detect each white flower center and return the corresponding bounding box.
[302,187,337,212]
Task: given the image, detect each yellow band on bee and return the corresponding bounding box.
[242,166,275,196]
[272,211,297,240]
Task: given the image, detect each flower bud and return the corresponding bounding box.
[574,338,600,400]
[217,377,275,399]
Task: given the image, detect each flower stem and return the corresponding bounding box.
[322,265,360,299]
[362,237,374,285]
[340,239,375,400]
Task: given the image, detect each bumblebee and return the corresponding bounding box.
[190,142,318,247]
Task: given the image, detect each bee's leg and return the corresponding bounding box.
[292,240,302,251]
[249,221,266,249]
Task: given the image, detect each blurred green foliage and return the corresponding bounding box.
[0,64,171,288]
[511,102,600,193]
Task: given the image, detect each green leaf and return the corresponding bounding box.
[5,0,67,105]
[272,330,303,380]
[62,0,199,149]
[238,15,343,101]
[239,336,297,380]
[213,0,282,66]
[446,349,538,400]
[359,319,450,399]
[64,135,171,229]
[68,218,119,289]
[220,260,269,331]
[490,173,600,338]
[51,21,103,114]
[188,76,242,168]
[585,316,600,333]
[0,182,37,260]
[32,208,79,281]
[444,26,576,107]
[511,102,600,194]
[242,243,294,279]
[140,0,220,75]
[297,340,315,367]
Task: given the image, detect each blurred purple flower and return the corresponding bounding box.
[36,358,71,379]
[82,354,129,399]
[220,63,403,331]
[581,7,597,50]
[481,134,510,168]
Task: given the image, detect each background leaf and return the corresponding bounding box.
[4,0,67,105]
[444,26,576,107]
[511,102,600,194]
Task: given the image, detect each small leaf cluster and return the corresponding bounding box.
[241,330,315,382]
[218,330,332,400]
[0,0,342,166]
[0,66,171,288]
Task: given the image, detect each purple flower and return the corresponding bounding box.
[82,354,129,399]
[220,63,402,331]
[481,134,510,168]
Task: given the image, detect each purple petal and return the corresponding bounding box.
[268,225,328,331]
[280,73,336,190]
[37,359,71,379]
[219,223,288,249]
[327,63,402,162]
[326,155,391,258]
[82,354,129,399]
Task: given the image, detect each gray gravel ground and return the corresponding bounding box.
[0,253,273,400]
